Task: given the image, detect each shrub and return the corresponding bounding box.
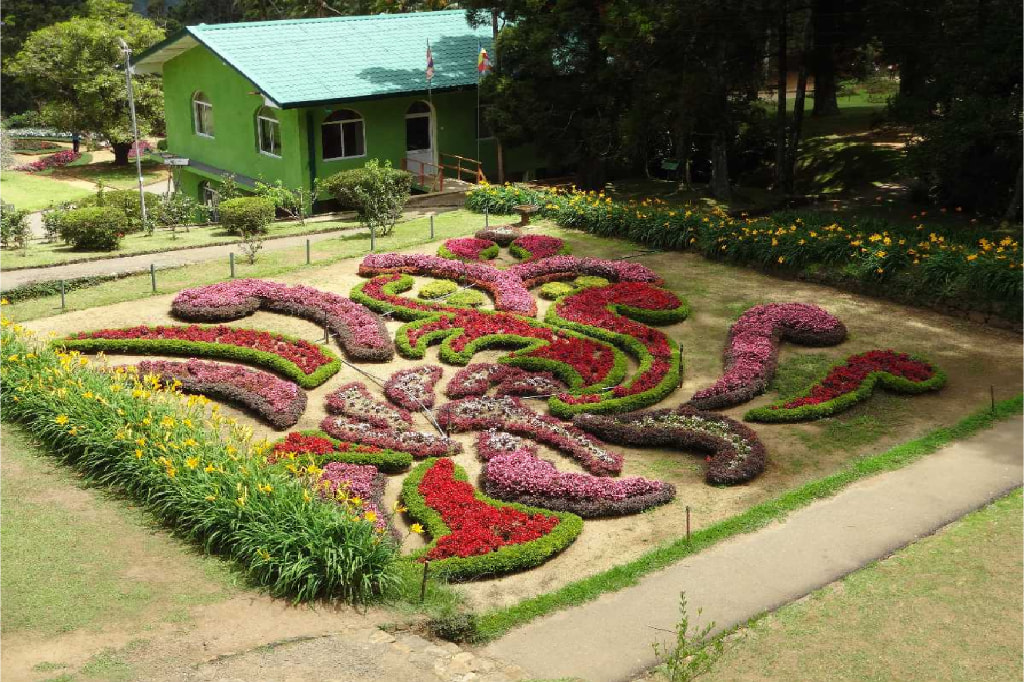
[219,196,275,236]
[322,159,411,237]
[0,205,31,251]
[79,189,161,233]
[156,138,168,151]
[57,206,126,251]
[153,192,210,232]
[254,179,310,224]
[418,279,459,300]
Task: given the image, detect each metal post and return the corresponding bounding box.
[484,208,489,227]
[429,213,435,239]
[306,238,311,265]
[118,38,148,226]
[324,323,330,343]
[991,385,996,412]
[419,561,429,603]
[150,264,156,292]
[229,252,235,278]
[60,280,66,311]
[685,506,691,543]
[370,225,376,252]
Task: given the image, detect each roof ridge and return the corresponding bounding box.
[190,9,469,32]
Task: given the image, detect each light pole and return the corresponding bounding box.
[117,36,148,226]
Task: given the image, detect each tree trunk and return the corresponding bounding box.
[710,134,731,200]
[784,15,813,194]
[1005,164,1023,221]
[811,0,841,116]
[774,3,788,190]
[111,141,132,166]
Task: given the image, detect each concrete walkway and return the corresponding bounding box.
[482,416,1024,682]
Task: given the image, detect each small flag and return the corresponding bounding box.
[477,45,491,75]
[426,42,434,81]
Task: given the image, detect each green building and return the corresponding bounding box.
[134,10,535,204]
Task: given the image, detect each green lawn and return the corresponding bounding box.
[3,209,486,321]
[2,216,367,269]
[702,489,1024,682]
[0,171,95,212]
[49,159,167,189]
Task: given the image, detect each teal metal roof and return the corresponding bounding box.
[134,10,493,108]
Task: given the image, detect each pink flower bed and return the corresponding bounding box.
[172,279,392,362]
[15,149,81,172]
[316,462,390,534]
[437,395,623,476]
[445,363,565,399]
[359,254,536,315]
[689,303,848,409]
[476,429,539,460]
[440,237,498,262]
[325,382,411,429]
[320,416,462,458]
[509,255,663,288]
[510,235,567,262]
[384,365,443,410]
[135,359,306,429]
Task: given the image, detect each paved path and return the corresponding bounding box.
[483,416,1024,682]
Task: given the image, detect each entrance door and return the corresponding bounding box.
[405,101,436,175]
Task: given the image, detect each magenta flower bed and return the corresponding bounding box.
[689,303,848,410]
[15,149,81,172]
[483,450,675,517]
[445,363,565,399]
[510,235,567,263]
[320,416,462,458]
[476,429,539,460]
[172,279,393,362]
[359,253,536,315]
[437,395,623,476]
[384,365,443,410]
[324,381,411,429]
[316,462,390,534]
[509,255,663,288]
[440,237,499,262]
[135,358,306,429]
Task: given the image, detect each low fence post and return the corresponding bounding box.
[306,238,311,265]
[429,213,435,239]
[60,280,66,311]
[484,208,489,227]
[229,252,235,278]
[150,264,156,293]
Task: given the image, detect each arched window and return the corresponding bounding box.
[321,109,365,160]
[193,92,214,138]
[255,106,281,157]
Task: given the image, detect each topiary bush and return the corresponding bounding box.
[58,207,126,251]
[417,279,459,300]
[219,196,275,236]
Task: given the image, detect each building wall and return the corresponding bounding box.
[163,44,538,200]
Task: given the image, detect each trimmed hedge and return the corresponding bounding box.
[79,189,161,232]
[57,207,126,251]
[219,196,275,235]
[401,458,583,581]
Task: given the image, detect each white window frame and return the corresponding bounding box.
[193,93,214,138]
[256,110,281,158]
[321,110,366,161]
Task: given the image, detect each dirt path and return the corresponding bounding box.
[482,416,1024,681]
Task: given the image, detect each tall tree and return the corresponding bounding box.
[8,0,165,165]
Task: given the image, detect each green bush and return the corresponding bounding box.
[219,196,275,236]
[156,138,167,151]
[58,207,126,251]
[0,205,30,250]
[418,279,459,300]
[79,189,160,233]
[0,325,400,603]
[322,159,412,236]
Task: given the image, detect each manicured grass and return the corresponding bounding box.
[703,488,1023,682]
[49,159,167,190]
[2,217,364,269]
[465,395,1023,643]
[0,423,236,637]
[0,171,95,212]
[4,209,487,322]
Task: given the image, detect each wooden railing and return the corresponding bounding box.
[401,153,488,192]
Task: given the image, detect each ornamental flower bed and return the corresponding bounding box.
[316,462,391,535]
[134,359,306,430]
[320,416,462,458]
[57,324,340,389]
[359,253,536,315]
[575,405,768,486]
[509,235,569,263]
[15,149,81,172]
[270,430,412,473]
[745,350,947,422]
[446,363,565,399]
[483,449,676,518]
[400,458,583,580]
[509,255,663,289]
[689,303,847,410]
[384,365,443,410]
[438,395,624,476]
[475,224,522,246]
[439,237,499,262]
[172,279,393,362]
[325,382,412,429]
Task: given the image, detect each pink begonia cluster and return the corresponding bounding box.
[135,359,306,429]
[325,382,411,429]
[384,365,442,410]
[445,363,565,399]
[317,462,388,532]
[359,253,536,315]
[510,235,567,262]
[476,429,539,460]
[689,303,847,409]
[441,237,498,261]
[171,279,392,361]
[320,417,463,458]
[509,255,663,287]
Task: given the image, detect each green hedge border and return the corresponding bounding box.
[745,354,948,422]
[54,328,340,390]
[465,394,1023,642]
[269,429,414,474]
[401,458,584,581]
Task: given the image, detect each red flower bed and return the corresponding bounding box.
[418,458,558,560]
[780,350,935,409]
[15,149,81,172]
